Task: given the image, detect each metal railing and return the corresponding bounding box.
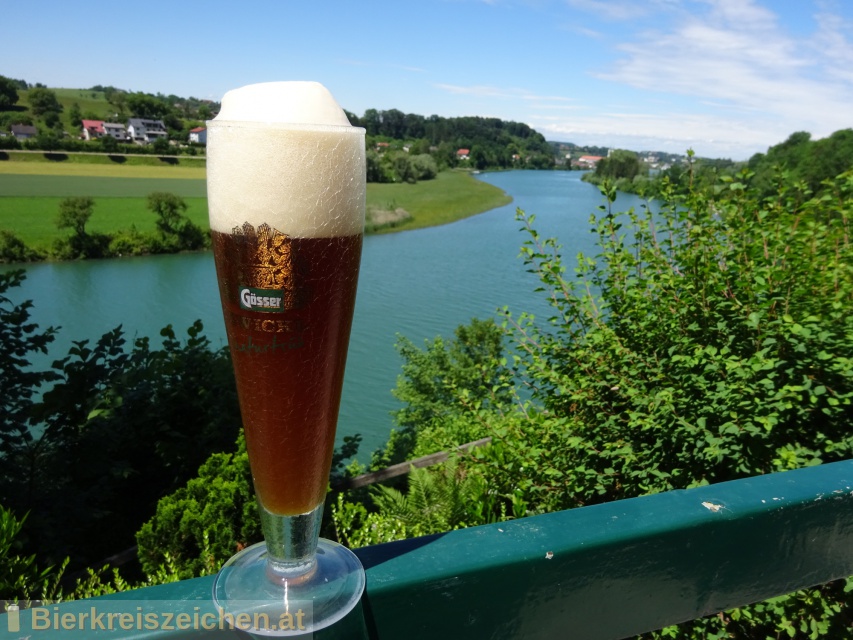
[3,459,852,639]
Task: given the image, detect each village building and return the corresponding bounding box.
[127,118,168,144]
[188,126,207,144]
[11,124,37,141]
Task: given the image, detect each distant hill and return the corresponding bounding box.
[1,80,217,142]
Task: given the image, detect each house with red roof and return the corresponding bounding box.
[576,155,604,169]
[189,126,207,144]
[81,119,105,140]
[456,148,470,160]
[82,119,128,142]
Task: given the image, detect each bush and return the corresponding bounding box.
[0,269,242,569]
[136,436,256,580]
[0,230,41,263]
[334,167,853,636]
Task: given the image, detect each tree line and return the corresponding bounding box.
[349,108,556,174]
[582,128,853,200]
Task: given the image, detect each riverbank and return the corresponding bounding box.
[0,154,511,260]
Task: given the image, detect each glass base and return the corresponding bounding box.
[212,539,365,636]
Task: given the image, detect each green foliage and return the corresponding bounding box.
[148,191,187,233]
[371,318,509,469]
[135,431,364,580]
[107,224,155,256]
[334,167,853,636]
[0,270,58,457]
[136,436,256,580]
[0,75,20,109]
[0,506,64,602]
[56,195,93,237]
[750,129,853,196]
[594,149,646,181]
[0,272,241,569]
[0,501,192,602]
[52,196,112,259]
[647,577,853,639]
[332,460,494,548]
[0,230,42,263]
[27,87,63,119]
[357,110,554,173]
[483,171,853,515]
[126,92,171,119]
[68,102,82,128]
[146,191,206,251]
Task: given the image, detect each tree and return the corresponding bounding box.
[68,102,82,128]
[146,192,205,251]
[594,149,644,181]
[106,89,128,116]
[126,92,171,119]
[470,146,489,170]
[0,270,58,459]
[27,87,63,118]
[99,134,118,153]
[55,197,101,259]
[56,197,94,238]
[151,136,171,155]
[0,75,19,109]
[147,192,187,236]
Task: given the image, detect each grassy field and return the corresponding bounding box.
[0,156,512,252]
[1,197,209,247]
[367,171,511,232]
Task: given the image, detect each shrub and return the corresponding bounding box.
[0,230,41,263]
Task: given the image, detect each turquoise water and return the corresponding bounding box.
[4,171,649,458]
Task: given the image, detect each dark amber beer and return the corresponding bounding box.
[211,230,361,514]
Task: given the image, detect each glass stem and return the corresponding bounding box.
[259,501,324,580]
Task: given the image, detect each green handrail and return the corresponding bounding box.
[4,460,852,639]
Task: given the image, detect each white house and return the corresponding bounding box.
[103,122,129,141]
[127,118,168,144]
[188,126,207,144]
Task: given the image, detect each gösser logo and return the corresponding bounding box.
[240,288,284,313]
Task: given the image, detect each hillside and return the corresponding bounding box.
[0,77,560,174]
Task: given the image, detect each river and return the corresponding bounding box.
[3,170,649,459]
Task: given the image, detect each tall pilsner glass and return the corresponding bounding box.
[207,82,366,636]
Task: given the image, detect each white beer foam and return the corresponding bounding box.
[207,82,365,237]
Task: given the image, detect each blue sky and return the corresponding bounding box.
[5,0,852,159]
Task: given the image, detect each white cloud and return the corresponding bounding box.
[531,109,783,157]
[582,0,853,150]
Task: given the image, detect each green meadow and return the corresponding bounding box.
[1,197,209,247]
[0,155,511,252]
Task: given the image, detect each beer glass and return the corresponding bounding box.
[206,82,366,635]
